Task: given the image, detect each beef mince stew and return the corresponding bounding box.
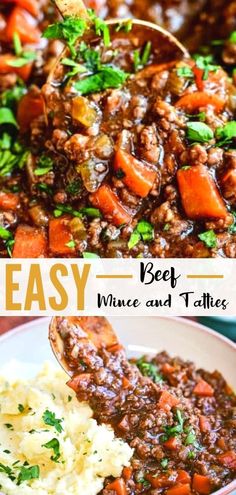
[54,317,236,495]
[0,1,236,258]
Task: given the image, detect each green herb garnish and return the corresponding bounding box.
[82,252,100,258]
[193,54,220,80]
[42,410,64,433]
[128,220,154,249]
[18,404,25,413]
[43,17,88,57]
[198,229,217,248]
[186,122,213,143]
[136,357,163,383]
[42,438,61,462]
[162,410,184,441]
[34,155,54,176]
[176,66,194,78]
[17,465,40,485]
[74,66,129,95]
[134,42,152,72]
[215,121,236,148]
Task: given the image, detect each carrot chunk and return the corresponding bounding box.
[6,7,41,44]
[146,473,172,488]
[158,390,179,411]
[49,217,75,255]
[114,149,157,198]
[166,484,191,495]
[162,363,176,374]
[106,478,127,495]
[193,379,214,397]
[0,191,19,210]
[175,91,225,113]
[12,225,47,258]
[163,437,179,450]
[176,470,191,485]
[90,184,132,226]
[217,450,236,469]
[122,467,132,481]
[3,0,39,16]
[199,415,211,433]
[177,165,227,220]
[67,373,92,392]
[192,474,211,495]
[17,91,44,132]
[0,53,32,81]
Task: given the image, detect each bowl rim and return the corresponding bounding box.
[0,316,235,495]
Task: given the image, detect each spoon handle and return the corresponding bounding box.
[55,0,90,20]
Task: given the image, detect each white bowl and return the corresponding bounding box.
[0,316,235,495]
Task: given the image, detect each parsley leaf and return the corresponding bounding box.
[17,465,40,485]
[176,66,194,78]
[83,252,100,258]
[136,357,163,383]
[42,410,64,433]
[215,121,236,147]
[186,122,213,143]
[34,155,54,176]
[198,229,217,248]
[43,17,88,57]
[74,66,129,95]
[42,438,61,462]
[229,211,236,234]
[162,409,184,441]
[134,42,152,72]
[0,108,18,127]
[229,31,236,43]
[193,54,220,80]
[128,220,154,249]
[88,10,110,46]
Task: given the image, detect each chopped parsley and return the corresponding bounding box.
[43,17,88,57]
[34,155,54,176]
[215,121,236,148]
[42,410,64,433]
[176,66,194,78]
[54,203,101,219]
[198,229,217,248]
[1,84,26,109]
[0,227,14,256]
[193,54,220,80]
[18,404,25,413]
[0,132,29,176]
[17,465,40,485]
[4,423,14,431]
[0,462,15,481]
[160,458,169,469]
[186,122,214,143]
[162,410,184,442]
[79,207,101,218]
[0,108,18,128]
[82,252,100,258]
[9,32,36,67]
[66,179,82,195]
[115,20,133,32]
[134,41,152,72]
[128,220,154,249]
[65,240,76,249]
[74,66,129,95]
[229,211,236,234]
[229,31,236,43]
[42,438,61,462]
[88,10,110,47]
[136,357,163,383]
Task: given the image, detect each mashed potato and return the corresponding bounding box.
[0,362,132,495]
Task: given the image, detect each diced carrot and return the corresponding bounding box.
[163,437,179,450]
[122,467,132,481]
[217,450,236,469]
[177,470,191,485]
[0,191,19,210]
[166,484,191,495]
[6,7,41,44]
[106,478,127,495]
[114,149,157,198]
[193,379,214,397]
[217,437,227,450]
[122,377,131,389]
[0,53,32,81]
[12,224,47,258]
[199,415,211,433]
[67,373,92,392]
[107,343,124,353]
[175,91,225,113]
[177,165,227,220]
[192,474,211,495]
[146,473,172,488]
[162,363,175,374]
[158,390,179,411]
[49,217,75,255]
[221,168,236,200]
[3,0,39,16]
[193,67,204,91]
[90,184,132,226]
[17,91,44,132]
